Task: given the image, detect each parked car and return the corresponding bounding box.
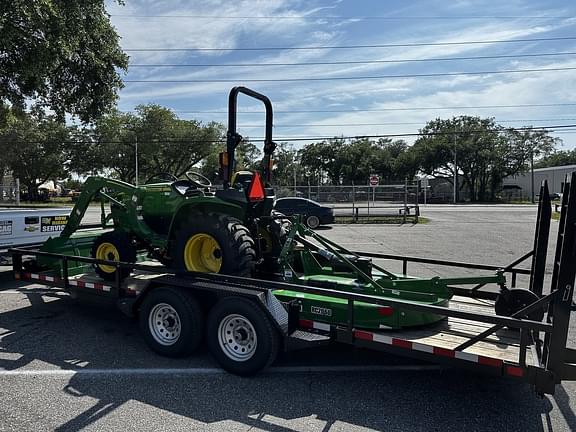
[273,197,334,229]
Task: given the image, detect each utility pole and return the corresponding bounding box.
[530,148,535,204]
[453,127,457,204]
[135,135,139,186]
[293,154,297,195]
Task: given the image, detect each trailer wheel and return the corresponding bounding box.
[91,231,136,281]
[207,297,279,375]
[139,287,204,358]
[305,215,320,229]
[173,214,256,277]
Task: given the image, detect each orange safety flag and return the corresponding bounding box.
[248,172,266,201]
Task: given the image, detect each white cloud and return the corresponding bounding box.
[108,0,576,149]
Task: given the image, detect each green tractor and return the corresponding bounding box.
[41,87,283,280]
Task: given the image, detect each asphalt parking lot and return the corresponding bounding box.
[1,205,575,431]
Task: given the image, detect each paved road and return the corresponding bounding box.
[1,205,575,431]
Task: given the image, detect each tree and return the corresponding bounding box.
[271,142,300,187]
[71,105,225,183]
[0,110,71,199]
[534,149,576,168]
[410,116,559,201]
[299,139,345,184]
[0,1,128,123]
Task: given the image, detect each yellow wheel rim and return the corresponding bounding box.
[183,233,222,273]
[95,242,120,273]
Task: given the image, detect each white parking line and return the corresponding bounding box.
[0,364,441,377]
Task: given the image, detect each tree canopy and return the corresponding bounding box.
[71,105,224,183]
[534,149,576,168]
[0,109,72,198]
[0,1,128,123]
[297,137,413,185]
[409,116,557,201]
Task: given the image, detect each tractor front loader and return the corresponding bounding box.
[40,87,282,281]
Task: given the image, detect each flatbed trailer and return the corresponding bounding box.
[7,175,576,395]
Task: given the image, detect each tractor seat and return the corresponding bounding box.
[171,179,203,197]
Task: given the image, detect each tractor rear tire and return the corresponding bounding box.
[91,231,137,281]
[173,214,256,277]
[139,286,204,358]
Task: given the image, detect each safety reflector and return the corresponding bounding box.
[378,306,394,316]
[248,172,266,201]
[219,152,229,166]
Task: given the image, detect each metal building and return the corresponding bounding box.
[503,164,576,199]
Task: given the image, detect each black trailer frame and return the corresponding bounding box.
[8,174,576,395]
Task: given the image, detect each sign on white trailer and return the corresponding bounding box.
[0,208,70,250]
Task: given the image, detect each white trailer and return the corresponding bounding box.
[0,208,70,251]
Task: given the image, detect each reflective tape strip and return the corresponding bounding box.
[412,342,434,354]
[455,351,478,362]
[353,329,518,372]
[506,366,525,377]
[298,319,331,332]
[22,272,113,293]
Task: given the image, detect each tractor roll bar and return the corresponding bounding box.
[225,86,276,185]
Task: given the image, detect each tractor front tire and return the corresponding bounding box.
[91,231,137,281]
[173,214,256,277]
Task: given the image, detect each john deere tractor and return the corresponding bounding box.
[40,87,284,280]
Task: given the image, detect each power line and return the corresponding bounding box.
[123,36,576,52]
[124,66,576,83]
[234,119,576,128]
[170,103,576,114]
[128,51,576,68]
[111,14,575,20]
[267,124,576,142]
[6,124,575,145]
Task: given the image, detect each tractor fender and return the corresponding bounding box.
[167,198,246,244]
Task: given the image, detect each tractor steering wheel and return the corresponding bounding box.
[185,171,212,188]
[145,172,178,184]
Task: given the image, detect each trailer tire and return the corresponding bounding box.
[91,231,136,281]
[173,214,256,277]
[139,287,204,358]
[206,296,279,375]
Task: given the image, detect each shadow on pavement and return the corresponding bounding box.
[0,291,571,431]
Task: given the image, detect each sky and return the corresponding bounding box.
[105,0,576,151]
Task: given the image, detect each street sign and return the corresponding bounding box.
[369,175,379,186]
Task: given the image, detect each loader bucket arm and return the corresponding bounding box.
[60,176,136,239]
[223,86,276,187]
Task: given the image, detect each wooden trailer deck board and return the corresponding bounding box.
[376,295,535,365]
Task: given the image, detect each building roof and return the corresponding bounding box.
[534,164,576,173]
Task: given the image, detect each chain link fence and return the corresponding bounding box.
[276,182,421,223]
[0,177,19,205]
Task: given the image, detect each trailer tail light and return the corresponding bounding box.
[248,172,265,202]
[378,306,394,316]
